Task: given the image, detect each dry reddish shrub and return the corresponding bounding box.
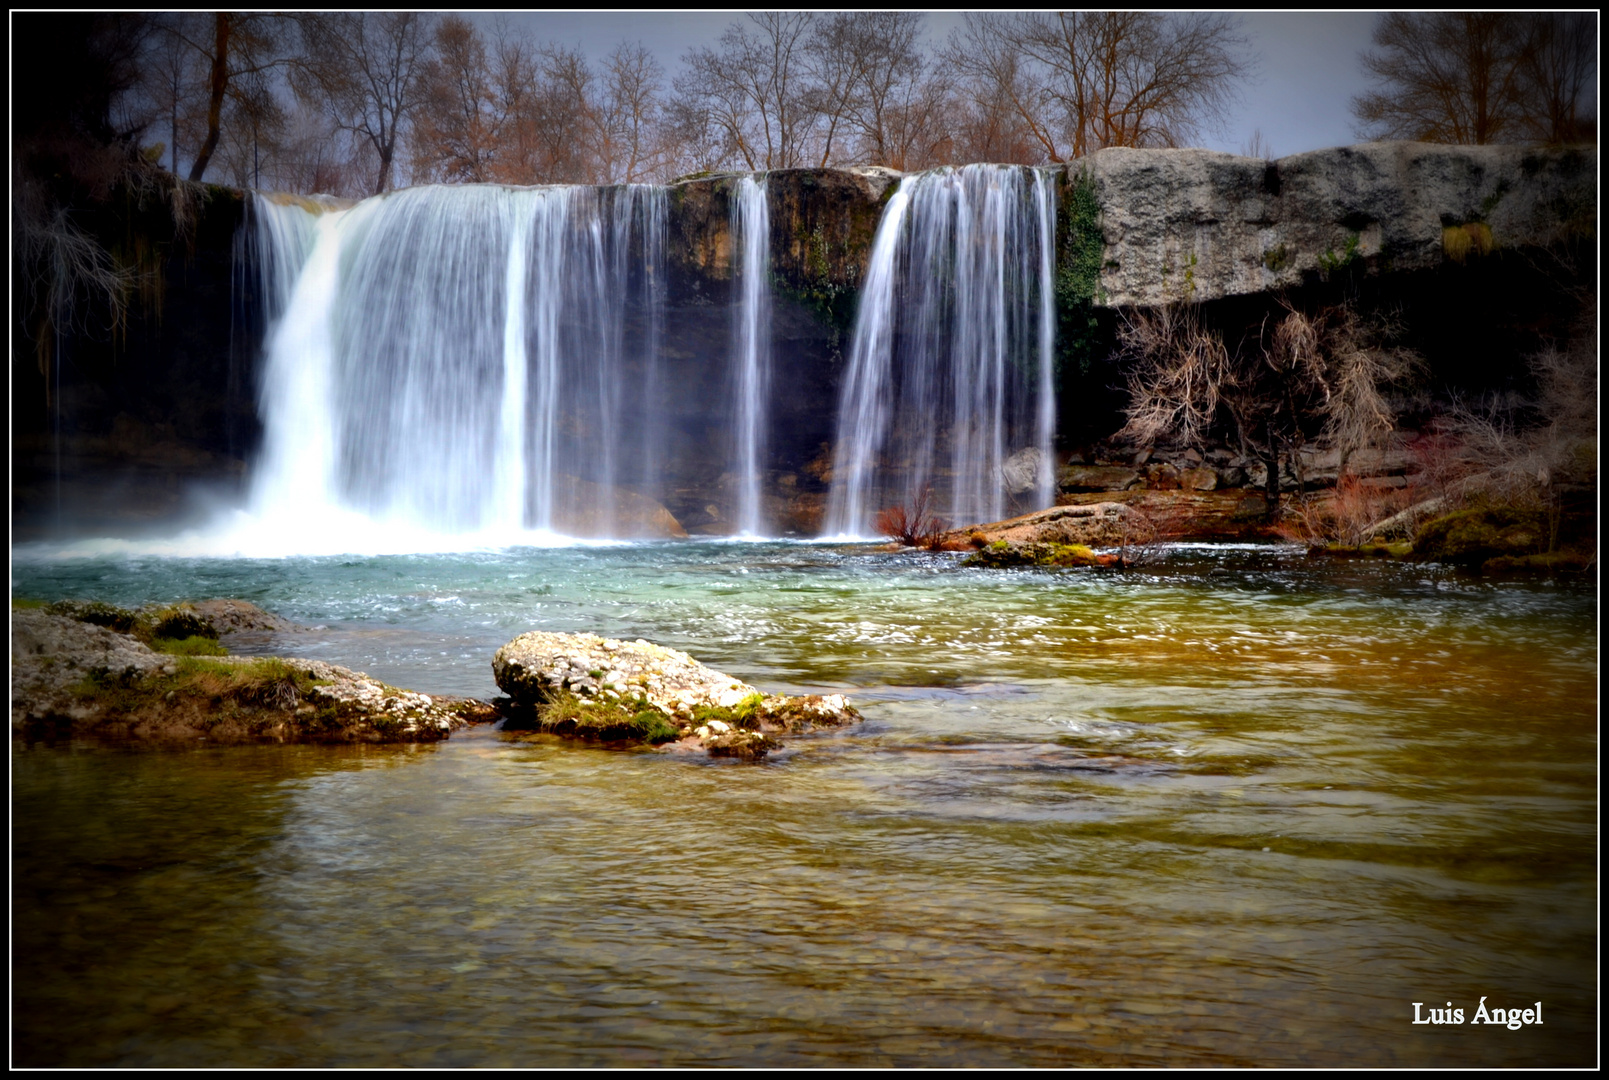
[875,486,947,549]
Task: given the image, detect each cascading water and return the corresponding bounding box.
[246,184,667,546]
[824,165,1058,536]
[729,176,772,536]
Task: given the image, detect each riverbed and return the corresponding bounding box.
[10,541,1597,1066]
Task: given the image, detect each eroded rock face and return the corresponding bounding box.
[1085,142,1596,307]
[492,630,858,758]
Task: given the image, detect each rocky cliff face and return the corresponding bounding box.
[1084,142,1596,308]
[660,143,1595,312]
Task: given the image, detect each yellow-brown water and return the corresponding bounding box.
[10,542,1597,1065]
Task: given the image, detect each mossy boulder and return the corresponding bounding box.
[961,540,1120,569]
[11,608,489,744]
[492,631,859,758]
[1410,508,1552,567]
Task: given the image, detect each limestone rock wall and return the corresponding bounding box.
[1085,142,1595,308]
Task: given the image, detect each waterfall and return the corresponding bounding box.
[824,165,1058,537]
[246,184,667,541]
[730,176,772,536]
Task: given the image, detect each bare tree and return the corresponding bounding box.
[293,12,436,195]
[160,13,293,182]
[270,98,370,196]
[412,15,502,183]
[1515,13,1597,144]
[1352,13,1525,144]
[950,12,1252,161]
[483,27,545,184]
[675,12,818,170]
[1119,302,1421,516]
[213,64,288,189]
[946,15,1054,163]
[593,43,668,183]
[540,44,607,183]
[1352,12,1596,145]
[137,14,210,176]
[1240,127,1273,160]
[808,12,952,170]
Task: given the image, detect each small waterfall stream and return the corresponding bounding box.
[248,184,667,540]
[730,176,772,536]
[825,165,1058,536]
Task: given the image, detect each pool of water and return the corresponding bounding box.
[10,541,1598,1066]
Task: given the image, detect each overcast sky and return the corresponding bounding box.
[489,11,1385,159]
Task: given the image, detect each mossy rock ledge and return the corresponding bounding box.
[491,631,860,759]
[1409,507,1593,573]
[11,607,493,745]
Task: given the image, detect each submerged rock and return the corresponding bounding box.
[10,608,491,745]
[492,630,859,758]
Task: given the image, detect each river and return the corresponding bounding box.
[10,541,1597,1066]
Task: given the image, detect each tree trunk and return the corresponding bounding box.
[374,143,393,196]
[1262,423,1281,520]
[188,14,231,182]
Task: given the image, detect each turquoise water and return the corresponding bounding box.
[10,542,1598,1066]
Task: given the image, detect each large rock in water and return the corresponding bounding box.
[492,631,858,758]
[10,608,490,744]
[942,502,1138,549]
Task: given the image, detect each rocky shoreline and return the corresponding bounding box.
[10,600,859,758]
[871,436,1597,574]
[10,603,496,746]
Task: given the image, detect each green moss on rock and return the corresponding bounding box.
[1410,507,1552,567]
[1056,167,1105,380]
[502,689,682,745]
[962,540,1117,569]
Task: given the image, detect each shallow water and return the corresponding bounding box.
[10,542,1598,1066]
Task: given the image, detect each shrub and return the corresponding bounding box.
[874,485,947,549]
[48,600,139,634]
[151,607,218,641]
[1279,473,1417,547]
